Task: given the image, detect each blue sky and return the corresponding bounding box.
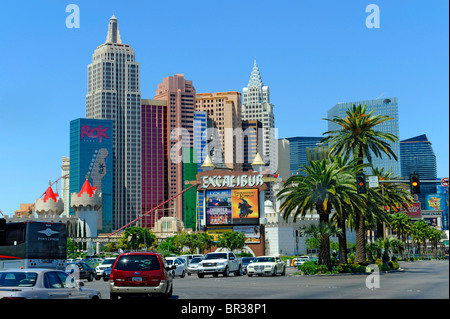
[0,0,448,215]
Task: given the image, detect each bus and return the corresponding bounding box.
[0,219,67,270]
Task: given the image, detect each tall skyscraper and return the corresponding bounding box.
[242,60,276,173]
[141,99,168,228]
[195,91,243,170]
[327,97,400,177]
[154,74,196,220]
[285,136,325,176]
[85,15,141,230]
[400,134,437,209]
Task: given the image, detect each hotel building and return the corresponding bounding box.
[154,74,196,220]
[85,15,141,230]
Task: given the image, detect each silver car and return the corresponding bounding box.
[187,257,204,275]
[0,268,101,299]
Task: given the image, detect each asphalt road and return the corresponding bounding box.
[84,260,449,299]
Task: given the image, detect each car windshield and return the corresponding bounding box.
[0,272,38,287]
[101,259,116,265]
[254,257,275,263]
[204,253,228,260]
[191,258,202,263]
[114,255,161,271]
[242,257,255,263]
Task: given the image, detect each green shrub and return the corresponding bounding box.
[299,261,319,275]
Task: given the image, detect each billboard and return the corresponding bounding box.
[401,202,421,218]
[234,225,261,243]
[426,194,446,211]
[231,189,259,225]
[206,190,232,225]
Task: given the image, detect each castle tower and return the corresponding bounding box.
[70,178,102,254]
[34,185,64,218]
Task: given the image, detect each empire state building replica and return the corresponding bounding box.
[86,15,141,230]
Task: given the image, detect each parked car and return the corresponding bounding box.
[95,257,117,280]
[165,257,186,278]
[103,267,111,281]
[187,257,204,275]
[66,262,96,282]
[247,256,286,277]
[294,256,310,267]
[0,268,101,299]
[241,257,255,274]
[109,252,176,299]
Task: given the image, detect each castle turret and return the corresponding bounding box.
[34,185,64,218]
[70,178,102,254]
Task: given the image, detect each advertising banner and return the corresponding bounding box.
[206,190,232,226]
[234,225,261,243]
[401,202,421,218]
[231,189,259,225]
[426,194,446,211]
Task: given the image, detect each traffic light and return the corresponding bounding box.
[356,173,367,194]
[410,174,420,194]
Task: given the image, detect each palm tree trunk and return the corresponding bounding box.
[337,215,347,264]
[318,212,332,270]
[355,210,366,264]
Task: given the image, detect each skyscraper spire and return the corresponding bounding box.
[248,59,263,88]
[106,14,122,44]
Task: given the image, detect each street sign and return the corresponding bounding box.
[368,176,379,188]
[441,177,449,187]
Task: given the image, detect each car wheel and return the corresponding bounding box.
[248,274,253,277]
[235,266,242,276]
[198,273,204,278]
[180,270,185,278]
[281,266,286,276]
[223,266,229,277]
[272,267,277,276]
[88,273,94,281]
[95,275,101,280]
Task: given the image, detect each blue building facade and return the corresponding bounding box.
[70,118,113,233]
[400,134,437,210]
[285,136,325,176]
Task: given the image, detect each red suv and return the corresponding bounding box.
[109,252,175,299]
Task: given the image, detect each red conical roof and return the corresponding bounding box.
[78,179,97,197]
[43,186,59,203]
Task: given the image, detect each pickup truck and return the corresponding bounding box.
[197,252,243,278]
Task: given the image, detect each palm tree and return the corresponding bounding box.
[329,155,367,264]
[277,157,360,269]
[390,213,413,259]
[411,220,429,258]
[369,167,414,240]
[428,228,442,259]
[321,104,399,264]
[301,223,343,269]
